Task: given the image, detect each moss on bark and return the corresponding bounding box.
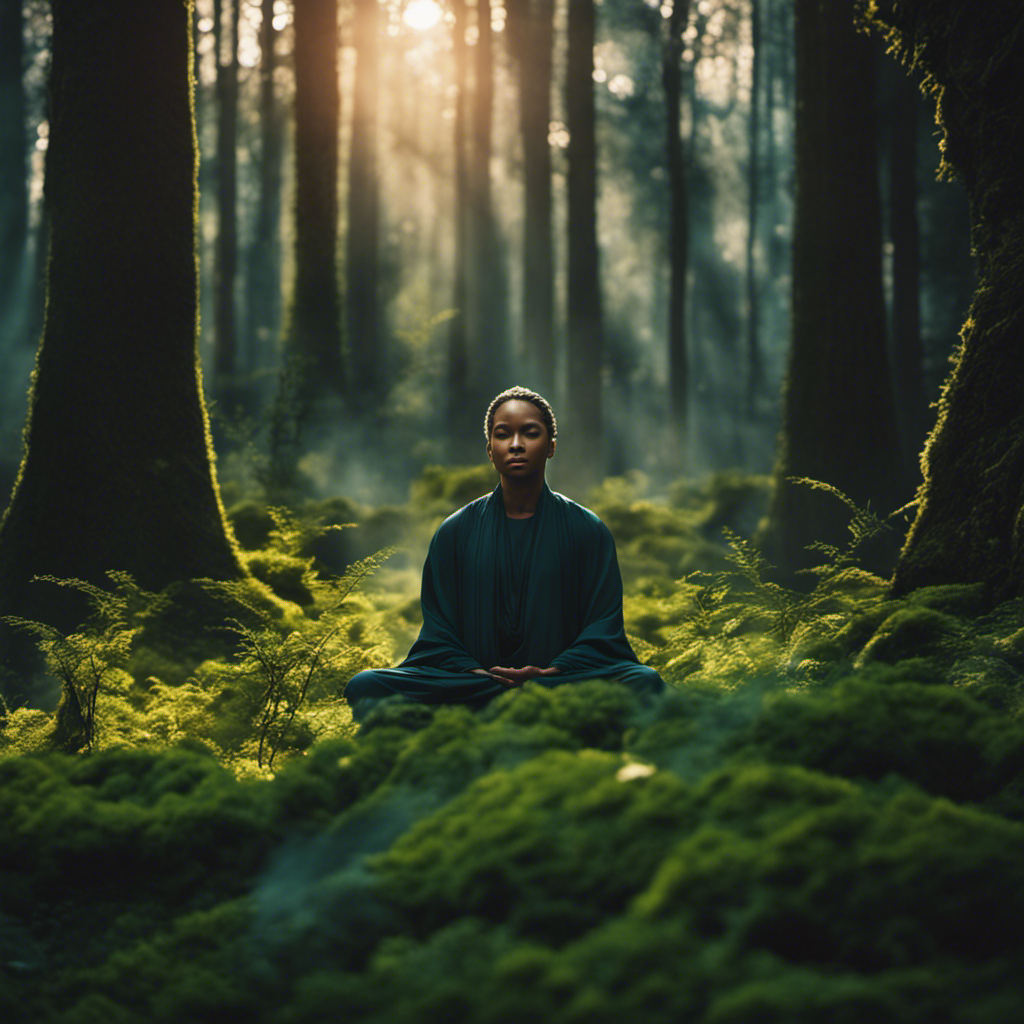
[864,2,1024,598]
[0,0,244,633]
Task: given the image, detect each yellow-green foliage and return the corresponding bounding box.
[585,472,730,583]
[0,534,393,773]
[408,463,496,514]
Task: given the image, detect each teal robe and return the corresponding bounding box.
[345,483,662,712]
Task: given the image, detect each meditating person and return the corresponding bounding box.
[344,386,665,721]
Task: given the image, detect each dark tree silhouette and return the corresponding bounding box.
[765,0,902,570]
[448,0,472,450]
[245,0,284,373]
[468,0,508,397]
[0,0,27,319]
[346,0,382,406]
[866,2,1024,599]
[507,0,555,394]
[0,0,244,631]
[885,59,928,469]
[565,0,603,474]
[745,0,764,415]
[287,0,343,394]
[662,0,691,439]
[213,0,239,382]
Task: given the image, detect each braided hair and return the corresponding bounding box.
[483,386,558,442]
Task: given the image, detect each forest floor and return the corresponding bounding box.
[2,464,1023,1022]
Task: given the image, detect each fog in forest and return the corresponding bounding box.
[8,4,1024,1020]
[0,0,975,512]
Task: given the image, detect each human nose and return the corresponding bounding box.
[509,434,525,452]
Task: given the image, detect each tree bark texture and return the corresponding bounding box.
[867,1,1024,599]
[767,0,902,570]
[346,0,382,406]
[289,0,343,392]
[0,0,244,630]
[565,0,603,474]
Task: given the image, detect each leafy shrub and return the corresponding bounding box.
[408,464,496,513]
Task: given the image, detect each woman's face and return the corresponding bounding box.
[487,400,554,480]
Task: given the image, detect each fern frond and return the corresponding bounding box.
[787,476,861,513]
[320,545,398,607]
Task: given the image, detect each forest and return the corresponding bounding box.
[2,0,1024,1019]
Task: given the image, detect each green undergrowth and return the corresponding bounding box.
[3,466,1024,1021]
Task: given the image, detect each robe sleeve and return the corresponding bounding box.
[401,514,482,673]
[548,516,639,673]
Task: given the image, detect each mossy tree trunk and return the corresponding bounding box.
[765,0,903,571]
[865,1,1024,599]
[0,0,245,631]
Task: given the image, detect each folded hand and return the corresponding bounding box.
[486,665,561,687]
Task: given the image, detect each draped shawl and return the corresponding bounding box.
[400,483,640,675]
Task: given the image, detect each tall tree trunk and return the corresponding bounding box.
[214,0,239,383]
[867,3,1024,599]
[565,0,603,476]
[288,0,343,394]
[763,0,786,296]
[448,0,471,449]
[663,0,690,441]
[765,0,902,572]
[468,0,508,397]
[244,0,283,373]
[346,0,382,408]
[0,0,28,319]
[0,0,244,632]
[887,59,927,472]
[507,0,555,394]
[745,0,763,416]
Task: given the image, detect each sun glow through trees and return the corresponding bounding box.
[403,0,443,31]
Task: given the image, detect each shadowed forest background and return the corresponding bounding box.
[0,0,974,505]
[4,0,1024,1021]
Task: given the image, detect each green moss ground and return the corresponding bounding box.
[2,468,1023,1022]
